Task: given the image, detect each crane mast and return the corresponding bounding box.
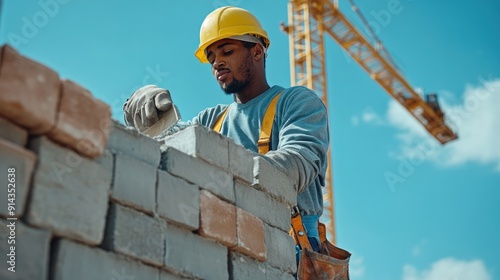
[284,0,336,243]
[283,0,458,242]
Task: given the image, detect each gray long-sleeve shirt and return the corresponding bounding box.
[192,85,329,216]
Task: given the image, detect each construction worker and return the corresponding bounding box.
[123,6,329,269]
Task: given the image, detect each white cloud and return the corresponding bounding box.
[362,111,383,125]
[402,258,491,280]
[349,254,365,278]
[351,107,385,126]
[385,78,500,171]
[439,90,458,103]
[387,100,428,145]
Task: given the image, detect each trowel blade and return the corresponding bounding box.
[143,105,180,137]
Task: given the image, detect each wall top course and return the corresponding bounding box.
[47,79,112,159]
[108,120,161,166]
[0,45,60,135]
[161,124,230,169]
[0,44,111,158]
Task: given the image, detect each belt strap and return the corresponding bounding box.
[290,206,312,251]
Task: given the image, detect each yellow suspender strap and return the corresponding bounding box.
[213,106,229,133]
[258,92,282,154]
[212,92,282,155]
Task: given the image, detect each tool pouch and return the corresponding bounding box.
[292,211,351,280]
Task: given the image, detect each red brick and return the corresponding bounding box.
[48,80,111,158]
[235,208,266,261]
[0,138,36,218]
[199,190,237,247]
[0,44,60,134]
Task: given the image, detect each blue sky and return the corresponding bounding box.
[1,0,499,279]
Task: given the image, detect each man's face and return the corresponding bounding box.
[205,39,254,94]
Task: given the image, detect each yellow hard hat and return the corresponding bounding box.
[195,6,270,63]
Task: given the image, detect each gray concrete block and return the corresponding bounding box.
[160,270,185,280]
[0,139,36,218]
[104,204,164,266]
[160,147,234,203]
[157,170,199,230]
[162,124,229,169]
[228,141,255,183]
[264,224,296,274]
[52,239,161,280]
[0,116,28,146]
[235,180,290,232]
[0,220,51,280]
[165,224,228,280]
[265,265,295,280]
[26,136,112,245]
[253,157,297,206]
[94,147,114,168]
[229,251,267,280]
[112,153,157,214]
[108,120,161,166]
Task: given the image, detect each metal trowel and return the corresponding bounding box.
[143,105,181,137]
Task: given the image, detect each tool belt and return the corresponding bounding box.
[290,206,351,279]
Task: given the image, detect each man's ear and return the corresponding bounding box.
[253,44,265,61]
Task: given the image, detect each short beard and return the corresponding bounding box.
[221,52,253,94]
[222,78,248,94]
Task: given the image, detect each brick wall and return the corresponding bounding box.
[0,45,297,279]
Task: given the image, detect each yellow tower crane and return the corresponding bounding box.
[281,0,458,243]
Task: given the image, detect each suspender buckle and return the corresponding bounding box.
[291,205,301,218]
[257,138,270,147]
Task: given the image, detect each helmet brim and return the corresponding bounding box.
[195,32,270,63]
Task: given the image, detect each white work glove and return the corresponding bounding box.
[123,85,173,132]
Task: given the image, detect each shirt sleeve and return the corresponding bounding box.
[191,104,229,128]
[261,87,330,194]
